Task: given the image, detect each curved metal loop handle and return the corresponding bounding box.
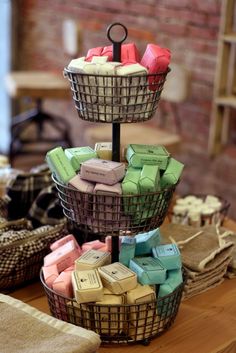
[107,23,128,62]
[106,22,128,45]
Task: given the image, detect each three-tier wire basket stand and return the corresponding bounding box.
[41,23,185,345]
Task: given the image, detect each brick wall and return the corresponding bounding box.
[15,0,236,219]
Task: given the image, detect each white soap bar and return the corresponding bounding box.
[116,63,148,76]
[72,269,104,304]
[68,57,97,73]
[91,56,108,64]
[75,249,111,271]
[98,262,137,294]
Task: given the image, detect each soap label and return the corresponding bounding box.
[74,270,101,290]
[78,250,109,265]
[100,263,135,280]
[155,244,179,257]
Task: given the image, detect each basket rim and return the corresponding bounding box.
[64,67,171,79]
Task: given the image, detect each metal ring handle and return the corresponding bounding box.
[106,22,128,44]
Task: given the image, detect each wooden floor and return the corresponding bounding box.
[8,218,236,353]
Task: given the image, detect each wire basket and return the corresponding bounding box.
[40,269,185,345]
[52,174,176,236]
[64,69,169,123]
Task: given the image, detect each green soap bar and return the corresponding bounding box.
[65,146,97,171]
[129,257,167,285]
[152,243,182,270]
[139,164,160,193]
[135,228,161,256]
[119,236,136,267]
[122,167,141,215]
[160,158,184,189]
[46,146,76,184]
[126,144,170,169]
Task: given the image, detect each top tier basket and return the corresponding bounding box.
[64,69,169,123]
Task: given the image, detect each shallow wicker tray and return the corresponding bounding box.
[40,269,184,345]
[52,174,177,236]
[64,69,169,123]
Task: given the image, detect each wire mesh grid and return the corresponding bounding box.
[64,69,170,123]
[40,269,184,345]
[52,174,176,236]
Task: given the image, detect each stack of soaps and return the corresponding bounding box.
[45,143,184,228]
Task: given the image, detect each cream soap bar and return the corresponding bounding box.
[75,249,111,271]
[139,164,160,193]
[46,146,76,184]
[98,262,137,294]
[135,228,161,256]
[160,157,184,189]
[126,283,156,321]
[65,146,97,171]
[129,257,166,285]
[126,144,170,169]
[152,243,181,270]
[119,236,136,267]
[94,142,112,160]
[72,269,104,304]
[80,158,125,185]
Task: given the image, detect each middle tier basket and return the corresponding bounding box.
[53,174,177,236]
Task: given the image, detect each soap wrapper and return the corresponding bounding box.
[80,158,125,185]
[46,146,76,184]
[152,243,182,270]
[93,182,122,221]
[65,146,97,172]
[135,228,161,256]
[72,269,104,304]
[121,167,141,215]
[160,157,184,189]
[75,249,111,271]
[126,144,170,169]
[129,257,167,285]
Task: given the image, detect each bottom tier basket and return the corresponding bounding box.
[40,270,185,345]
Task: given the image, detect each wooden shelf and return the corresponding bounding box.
[222,33,236,43]
[215,95,236,108]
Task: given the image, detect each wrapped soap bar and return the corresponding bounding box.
[80,158,125,185]
[160,158,184,189]
[105,235,123,252]
[69,174,95,193]
[121,167,141,215]
[67,56,86,71]
[101,43,140,63]
[141,44,171,91]
[52,270,73,298]
[94,142,112,160]
[152,243,182,270]
[46,146,76,184]
[98,262,137,294]
[75,249,111,271]
[65,146,97,172]
[81,240,106,252]
[126,283,156,321]
[91,56,108,64]
[50,234,81,252]
[42,264,59,289]
[135,228,161,256]
[85,46,103,61]
[44,240,80,273]
[72,269,104,303]
[126,144,170,169]
[95,293,125,334]
[129,257,167,285]
[116,63,147,76]
[139,164,160,193]
[119,236,136,267]
[93,182,122,221]
[68,57,97,73]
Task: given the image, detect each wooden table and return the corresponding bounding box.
[9,218,236,353]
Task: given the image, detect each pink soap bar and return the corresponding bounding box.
[86,46,103,61]
[80,158,125,185]
[64,265,75,272]
[52,270,73,298]
[69,174,95,193]
[101,43,140,63]
[93,182,122,221]
[44,240,80,273]
[82,240,106,252]
[50,234,81,252]
[98,245,109,252]
[141,44,171,90]
[42,264,59,289]
[105,235,124,252]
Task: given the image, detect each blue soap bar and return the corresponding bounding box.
[166,268,183,290]
[119,236,136,267]
[152,243,181,270]
[135,228,161,256]
[129,257,166,285]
